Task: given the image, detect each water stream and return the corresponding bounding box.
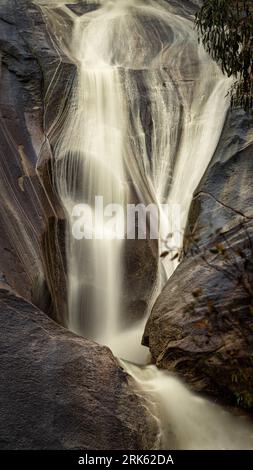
[37,0,253,449]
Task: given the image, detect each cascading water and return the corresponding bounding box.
[37,0,253,450]
[122,362,253,449]
[55,36,127,343]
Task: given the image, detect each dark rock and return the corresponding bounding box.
[66,3,100,16]
[144,221,253,408]
[144,109,253,410]
[122,239,158,326]
[185,110,253,250]
[0,286,158,450]
[0,0,69,322]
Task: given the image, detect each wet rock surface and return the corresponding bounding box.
[0,0,68,321]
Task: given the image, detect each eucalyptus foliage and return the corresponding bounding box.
[195,0,253,110]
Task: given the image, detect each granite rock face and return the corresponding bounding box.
[0,0,70,323]
[0,285,158,450]
[144,110,253,409]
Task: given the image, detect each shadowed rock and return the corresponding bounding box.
[0,0,70,323]
[0,285,158,450]
[144,110,253,409]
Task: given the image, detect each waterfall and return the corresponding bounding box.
[123,362,253,450]
[37,0,253,450]
[56,65,126,342]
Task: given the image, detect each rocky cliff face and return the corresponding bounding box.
[144,110,253,410]
[0,0,158,449]
[0,0,69,323]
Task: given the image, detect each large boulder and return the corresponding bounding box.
[0,284,158,450]
[144,110,253,410]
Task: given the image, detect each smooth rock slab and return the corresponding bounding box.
[0,286,158,450]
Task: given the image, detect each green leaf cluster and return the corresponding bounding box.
[195,0,253,110]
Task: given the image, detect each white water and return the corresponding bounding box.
[38,0,253,449]
[123,362,253,449]
[56,62,126,342]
